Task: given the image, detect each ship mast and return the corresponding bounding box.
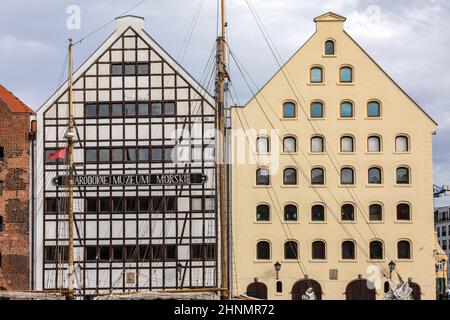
[216,0,230,300]
[66,38,75,299]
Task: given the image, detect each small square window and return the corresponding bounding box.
[85,104,97,118]
[111,64,123,76]
[85,149,97,162]
[151,102,162,116]
[112,148,123,162]
[138,103,149,116]
[137,63,149,75]
[125,103,136,117]
[125,64,136,75]
[311,102,324,118]
[340,103,353,118]
[126,148,137,162]
[98,104,109,117]
[112,104,123,117]
[164,102,175,116]
[99,149,110,162]
[139,148,149,162]
[368,102,381,117]
[152,147,163,161]
[283,102,296,118]
[165,147,174,162]
[310,68,323,83]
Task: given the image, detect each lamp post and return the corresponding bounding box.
[274,261,282,280]
[388,260,396,279]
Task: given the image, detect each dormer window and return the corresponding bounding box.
[325,40,335,55]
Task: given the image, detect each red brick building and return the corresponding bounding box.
[0,84,34,291]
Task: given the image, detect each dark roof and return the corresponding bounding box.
[0,84,35,114]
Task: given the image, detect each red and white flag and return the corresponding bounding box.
[48,148,66,160]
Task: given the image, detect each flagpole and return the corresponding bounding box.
[66,38,75,299]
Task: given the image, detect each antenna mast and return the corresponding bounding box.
[216,0,230,300]
[66,38,75,299]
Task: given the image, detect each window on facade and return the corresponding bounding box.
[397,203,411,221]
[284,205,298,222]
[398,241,411,260]
[112,246,124,261]
[310,67,324,83]
[370,241,384,260]
[137,63,149,75]
[256,168,270,186]
[311,168,325,185]
[112,103,123,117]
[325,40,335,55]
[283,137,297,153]
[85,246,97,262]
[151,147,163,161]
[124,64,136,75]
[444,227,448,237]
[85,104,97,118]
[0,147,3,161]
[396,167,410,184]
[0,216,3,232]
[86,198,97,212]
[311,136,324,153]
[395,136,409,153]
[126,148,137,162]
[98,104,109,117]
[368,101,381,117]
[341,204,355,221]
[44,246,69,263]
[283,168,297,185]
[368,136,381,153]
[256,136,270,154]
[85,149,97,163]
[341,168,355,185]
[151,102,162,116]
[98,149,110,162]
[139,197,150,212]
[342,241,356,260]
[111,148,123,162]
[125,103,136,116]
[283,102,296,118]
[164,147,174,162]
[312,241,326,260]
[138,103,149,116]
[311,205,325,222]
[138,148,149,162]
[256,241,271,260]
[311,102,324,118]
[340,136,354,153]
[164,102,176,116]
[369,204,383,222]
[256,204,270,222]
[190,244,215,261]
[111,64,123,76]
[276,281,283,293]
[112,197,124,212]
[340,67,353,83]
[368,167,382,185]
[0,181,2,196]
[99,198,110,212]
[340,102,354,118]
[284,241,298,260]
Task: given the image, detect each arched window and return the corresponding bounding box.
[284,241,299,260]
[341,167,355,185]
[283,136,297,153]
[283,102,296,119]
[311,101,324,118]
[367,136,381,153]
[256,136,270,154]
[0,216,3,232]
[342,241,356,260]
[311,168,325,185]
[311,205,325,222]
[341,136,354,152]
[367,101,381,118]
[396,167,410,184]
[325,40,335,55]
[396,136,409,152]
[256,168,270,186]
[369,204,383,221]
[247,282,268,300]
[256,241,271,260]
[340,101,354,118]
[312,241,326,260]
[340,66,353,83]
[370,240,384,260]
[276,281,283,293]
[368,167,382,185]
[284,205,298,221]
[398,240,411,259]
[256,204,270,222]
[311,136,324,153]
[310,67,324,83]
[397,203,411,221]
[341,204,355,221]
[283,168,297,185]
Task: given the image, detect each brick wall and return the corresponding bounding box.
[0,105,30,290]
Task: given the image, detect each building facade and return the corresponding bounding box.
[435,206,450,286]
[0,84,34,291]
[232,12,437,300]
[33,16,218,296]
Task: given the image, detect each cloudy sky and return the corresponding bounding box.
[1,0,449,205]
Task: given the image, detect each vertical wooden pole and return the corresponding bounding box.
[67,38,75,299]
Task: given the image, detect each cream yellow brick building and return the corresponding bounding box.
[231,12,437,300]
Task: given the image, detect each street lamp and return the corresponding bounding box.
[274,261,282,280]
[388,260,396,278]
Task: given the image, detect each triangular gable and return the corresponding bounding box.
[314,12,346,22]
[38,16,215,115]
